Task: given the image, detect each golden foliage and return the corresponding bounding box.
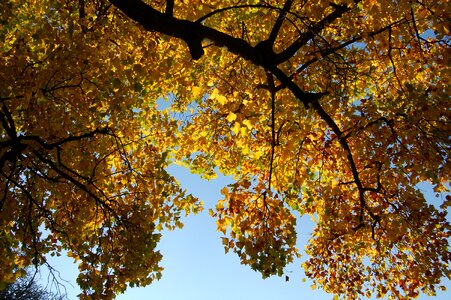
[1,0,450,298]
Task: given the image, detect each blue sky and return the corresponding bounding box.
[39,165,450,300]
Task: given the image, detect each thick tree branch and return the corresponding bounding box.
[253,0,294,65]
[165,0,174,16]
[78,0,85,19]
[110,0,255,61]
[268,66,326,107]
[107,0,276,67]
[78,0,87,33]
[109,0,209,59]
[1,104,17,137]
[1,104,24,170]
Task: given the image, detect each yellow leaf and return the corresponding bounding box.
[191,86,203,98]
[226,112,237,122]
[217,94,228,105]
[232,122,241,135]
[242,119,252,130]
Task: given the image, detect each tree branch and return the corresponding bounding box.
[309,99,372,225]
[274,1,361,64]
[1,103,17,137]
[291,18,408,78]
[253,0,294,65]
[266,72,277,193]
[267,0,293,47]
[165,0,174,16]
[0,127,110,150]
[268,66,326,107]
[109,0,326,106]
[195,4,275,24]
[79,0,86,19]
[31,150,119,219]
[110,0,206,59]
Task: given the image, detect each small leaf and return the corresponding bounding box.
[226,112,237,122]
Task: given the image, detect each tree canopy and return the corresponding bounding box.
[1,0,450,299]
